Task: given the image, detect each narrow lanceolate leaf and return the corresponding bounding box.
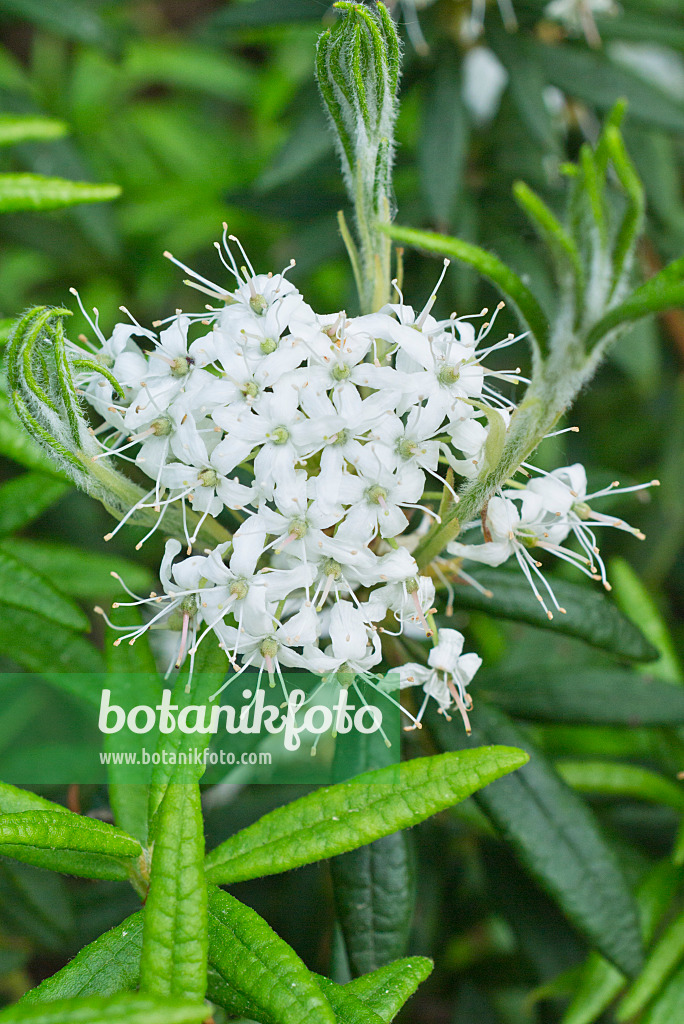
[0,811,142,880]
[343,958,433,1022]
[617,909,684,1020]
[442,567,657,662]
[0,993,209,1024]
[140,784,207,1001]
[0,174,121,212]
[317,975,385,1024]
[20,912,142,1004]
[207,885,336,1024]
[6,539,152,601]
[380,223,550,357]
[0,115,67,146]
[0,548,89,631]
[561,861,680,1024]
[0,781,70,815]
[556,761,684,812]
[431,705,644,977]
[205,747,528,884]
[586,256,684,348]
[0,472,69,537]
[477,667,684,725]
[640,963,684,1024]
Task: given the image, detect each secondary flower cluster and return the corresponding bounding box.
[77,232,650,733]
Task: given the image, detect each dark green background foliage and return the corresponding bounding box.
[1,1,684,1022]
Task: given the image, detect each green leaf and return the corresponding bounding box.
[586,256,684,348]
[488,28,559,154]
[205,747,528,884]
[4,539,152,601]
[0,174,121,213]
[609,557,684,682]
[561,860,680,1024]
[0,472,69,536]
[556,760,684,811]
[443,567,658,661]
[431,704,644,977]
[0,810,142,880]
[617,908,684,1020]
[201,0,324,28]
[0,547,88,631]
[124,40,255,102]
[418,61,469,228]
[0,993,209,1024]
[0,860,73,951]
[140,784,207,1001]
[0,393,67,476]
[207,885,336,1024]
[0,781,69,814]
[640,962,684,1024]
[477,666,684,725]
[0,0,117,50]
[381,224,550,357]
[0,116,67,147]
[343,958,433,1022]
[317,975,385,1024]
[0,607,103,674]
[20,912,142,1004]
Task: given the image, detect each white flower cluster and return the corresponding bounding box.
[76,231,651,734]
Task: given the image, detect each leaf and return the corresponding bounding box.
[0,548,88,631]
[0,781,69,815]
[343,958,433,1022]
[140,784,207,1001]
[418,61,469,228]
[488,28,559,153]
[316,975,385,1024]
[609,557,684,682]
[381,224,550,356]
[0,174,121,213]
[617,908,684,1020]
[561,860,680,1024]
[0,993,209,1024]
[556,761,684,811]
[477,666,684,725]
[124,40,256,102]
[430,704,644,977]
[0,0,117,50]
[331,731,415,977]
[586,256,684,347]
[0,116,67,147]
[0,810,142,880]
[20,912,143,1004]
[4,539,152,601]
[0,860,73,950]
[0,607,103,674]
[534,41,684,135]
[205,747,528,884]
[207,885,335,1024]
[443,567,658,661]
[640,963,684,1024]
[0,472,69,536]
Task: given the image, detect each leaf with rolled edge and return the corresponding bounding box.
[556,761,684,811]
[0,810,142,880]
[441,567,657,661]
[316,976,385,1024]
[140,784,207,1001]
[0,548,89,632]
[0,993,209,1024]
[380,224,550,358]
[0,781,69,815]
[20,912,142,1004]
[0,116,67,147]
[207,885,336,1024]
[205,747,528,884]
[343,958,433,1022]
[586,256,684,349]
[476,666,684,725]
[617,908,684,1021]
[430,704,644,977]
[0,174,121,213]
[560,860,679,1024]
[640,963,684,1024]
[331,729,415,977]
